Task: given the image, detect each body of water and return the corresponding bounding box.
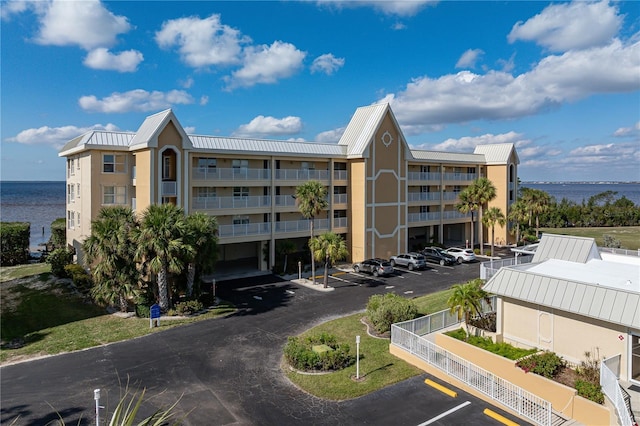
[1,181,638,250]
[521,182,640,206]
[0,181,66,249]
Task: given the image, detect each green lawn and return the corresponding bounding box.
[284,288,454,400]
[0,268,235,364]
[0,262,51,282]
[540,226,640,250]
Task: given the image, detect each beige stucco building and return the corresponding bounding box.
[59,103,519,273]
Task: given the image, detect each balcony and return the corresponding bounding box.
[443,172,476,182]
[218,222,271,238]
[192,167,271,181]
[408,171,440,182]
[333,217,348,229]
[274,195,297,208]
[275,218,329,233]
[275,169,329,181]
[193,196,271,210]
[333,193,348,205]
[162,181,177,197]
[443,191,460,201]
[333,170,348,181]
[408,212,441,223]
[408,192,440,202]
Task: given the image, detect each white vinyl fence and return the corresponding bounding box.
[391,309,552,426]
[601,355,635,426]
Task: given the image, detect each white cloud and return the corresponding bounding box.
[34,0,132,50]
[316,127,346,143]
[455,49,484,69]
[232,115,303,138]
[78,89,195,113]
[199,95,209,106]
[379,38,640,131]
[83,48,143,72]
[1,0,30,20]
[6,123,120,149]
[311,53,345,75]
[420,131,528,152]
[613,121,640,137]
[508,1,622,52]
[155,14,249,68]
[183,126,196,134]
[314,0,437,17]
[225,41,306,89]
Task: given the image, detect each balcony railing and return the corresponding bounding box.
[333,193,348,204]
[407,171,440,181]
[408,192,440,202]
[162,181,177,196]
[333,217,348,228]
[275,169,329,181]
[274,195,297,207]
[193,167,271,181]
[218,222,271,238]
[408,212,441,222]
[443,172,476,181]
[275,219,329,233]
[193,196,271,210]
[333,170,348,180]
[443,191,459,201]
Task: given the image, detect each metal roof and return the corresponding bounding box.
[532,234,601,263]
[410,150,486,164]
[58,131,135,156]
[473,143,519,165]
[338,103,389,158]
[130,109,172,147]
[484,260,640,329]
[189,135,347,157]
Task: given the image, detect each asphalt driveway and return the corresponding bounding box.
[1,262,528,425]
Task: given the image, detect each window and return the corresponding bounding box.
[67,184,75,203]
[163,156,171,180]
[195,187,216,198]
[233,186,249,198]
[301,162,315,170]
[76,183,81,199]
[232,216,249,225]
[467,167,475,174]
[453,185,462,193]
[197,158,217,171]
[103,186,126,204]
[68,159,75,176]
[67,211,75,229]
[103,154,126,173]
[232,159,248,173]
[77,213,80,228]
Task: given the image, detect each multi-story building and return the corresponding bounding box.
[59,103,519,273]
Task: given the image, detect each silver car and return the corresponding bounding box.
[353,259,394,277]
[389,252,427,271]
[445,247,476,263]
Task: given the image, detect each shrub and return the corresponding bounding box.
[172,300,203,316]
[516,351,565,378]
[284,333,355,372]
[47,247,74,277]
[49,218,67,249]
[366,293,418,334]
[575,380,604,404]
[0,222,30,266]
[446,328,537,360]
[135,304,150,318]
[64,264,92,291]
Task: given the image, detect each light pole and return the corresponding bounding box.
[356,335,360,380]
[94,389,101,426]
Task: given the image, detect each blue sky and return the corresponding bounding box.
[1,0,639,182]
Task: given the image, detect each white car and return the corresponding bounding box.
[445,247,476,263]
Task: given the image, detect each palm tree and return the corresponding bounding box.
[183,212,218,297]
[521,188,551,240]
[469,177,497,251]
[83,206,140,312]
[447,279,488,340]
[456,189,479,250]
[295,181,328,285]
[309,232,349,288]
[482,207,506,257]
[276,239,296,274]
[136,204,193,311]
[507,199,529,245]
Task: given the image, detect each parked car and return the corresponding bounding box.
[353,258,394,277]
[389,252,427,270]
[421,247,457,266]
[445,247,476,264]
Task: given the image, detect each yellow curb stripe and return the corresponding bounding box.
[483,408,519,426]
[332,271,347,276]
[424,379,457,397]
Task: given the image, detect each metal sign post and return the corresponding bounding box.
[356,335,360,379]
[94,389,101,426]
[150,304,161,328]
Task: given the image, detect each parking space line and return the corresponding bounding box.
[417,401,471,426]
[424,378,457,397]
[483,409,519,426]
